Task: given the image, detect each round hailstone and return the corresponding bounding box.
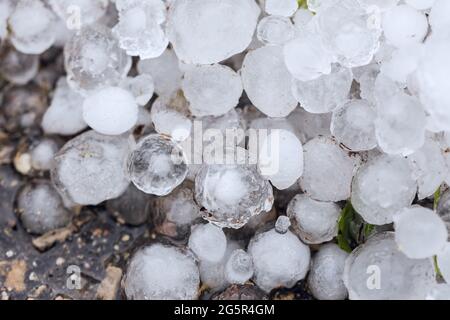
[256,16,296,46]
[120,74,154,106]
[307,244,349,300]
[167,0,260,64]
[17,181,73,235]
[127,134,188,196]
[248,228,310,293]
[188,223,227,264]
[241,46,297,118]
[275,216,291,234]
[437,243,450,284]
[49,0,108,27]
[299,136,359,202]
[287,194,341,244]
[291,65,353,114]
[394,206,448,259]
[375,92,426,156]
[344,232,436,300]
[123,244,200,300]
[430,0,450,34]
[224,249,254,285]
[382,4,428,48]
[265,0,298,16]
[182,64,243,117]
[30,139,59,171]
[426,284,450,300]
[351,155,417,225]
[0,45,39,85]
[83,87,138,135]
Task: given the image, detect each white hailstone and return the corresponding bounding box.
[405,0,436,11]
[224,249,254,285]
[265,0,298,17]
[188,223,227,264]
[287,194,341,244]
[394,206,448,259]
[344,232,436,300]
[293,9,314,29]
[248,228,310,293]
[375,92,426,156]
[307,244,349,300]
[426,284,450,300]
[0,45,39,85]
[123,244,200,300]
[287,108,332,143]
[8,0,56,54]
[83,86,138,135]
[0,0,14,40]
[291,65,353,114]
[299,136,359,202]
[42,78,88,136]
[331,100,377,151]
[30,139,59,171]
[382,4,428,48]
[49,0,109,27]
[275,216,291,234]
[353,63,379,104]
[167,0,260,64]
[380,44,424,84]
[182,64,243,117]
[256,16,295,46]
[120,74,154,106]
[437,243,450,284]
[137,49,183,97]
[241,46,297,118]
[429,0,450,34]
[351,155,417,225]
[373,73,403,106]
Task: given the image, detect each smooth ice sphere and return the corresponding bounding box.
[241,46,297,118]
[123,244,200,300]
[127,134,188,196]
[83,87,138,135]
[30,139,59,171]
[167,0,260,64]
[299,136,359,202]
[248,228,310,293]
[224,249,254,285]
[182,64,243,117]
[287,194,341,244]
[0,44,39,85]
[49,0,109,28]
[275,216,291,234]
[307,244,349,300]
[351,155,417,225]
[394,206,448,259]
[17,181,73,235]
[429,0,450,34]
[120,74,154,106]
[382,4,428,48]
[375,92,426,156]
[256,16,295,46]
[188,223,227,264]
[291,65,353,114]
[8,0,56,54]
[426,284,450,300]
[437,243,450,284]
[331,99,377,151]
[265,0,298,16]
[51,130,132,205]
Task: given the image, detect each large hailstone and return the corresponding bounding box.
[167,0,260,64]
[123,244,200,300]
[241,46,298,118]
[49,0,108,27]
[188,223,227,264]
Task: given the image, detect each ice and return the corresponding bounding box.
[299,136,360,202]
[241,46,298,118]
[167,0,260,64]
[287,108,332,143]
[357,0,400,11]
[437,243,450,284]
[307,244,348,300]
[265,0,298,17]
[0,44,39,85]
[307,0,339,13]
[224,249,254,285]
[293,9,314,29]
[287,194,340,244]
[353,63,379,104]
[127,134,188,196]
[51,130,132,205]
[275,216,291,234]
[380,44,424,85]
[49,0,109,27]
[0,0,14,40]
[182,64,243,117]
[123,243,200,300]
[248,228,310,293]
[344,232,436,300]
[120,74,154,106]
[429,0,450,34]
[188,223,227,264]
[30,138,59,171]
[256,16,295,46]
[426,284,450,300]
[436,189,450,235]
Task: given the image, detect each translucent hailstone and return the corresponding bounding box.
[287,108,332,143]
[375,92,426,156]
[30,139,59,171]
[51,130,132,205]
[224,249,254,285]
[307,244,349,300]
[373,73,403,106]
[293,9,314,29]
[380,44,424,84]
[17,181,73,235]
[256,16,295,46]
[120,74,154,106]
[265,0,298,17]
[437,243,450,284]
[0,0,14,40]
[49,0,109,27]
[426,284,450,300]
[167,0,260,64]
[248,228,310,293]
[182,64,243,117]
[0,45,39,85]
[353,63,379,104]
[299,136,359,202]
[331,99,377,151]
[287,194,341,244]
[42,78,87,136]
[123,244,200,300]
[429,0,450,34]
[275,216,291,234]
[344,232,436,300]
[127,134,188,196]
[394,206,448,259]
[351,155,417,225]
[8,0,56,54]
[64,24,131,94]
[291,65,353,114]
[382,4,428,48]
[188,223,227,264]
[241,46,297,118]
[83,86,138,135]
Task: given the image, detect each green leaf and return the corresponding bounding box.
[337,201,355,253]
[297,0,308,9]
[434,256,443,278]
[434,187,441,211]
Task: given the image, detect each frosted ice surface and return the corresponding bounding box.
[257,16,295,46]
[426,284,450,300]
[49,0,109,27]
[265,0,298,17]
[224,249,254,285]
[275,216,291,234]
[31,139,59,171]
[188,223,227,264]
[120,74,154,106]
